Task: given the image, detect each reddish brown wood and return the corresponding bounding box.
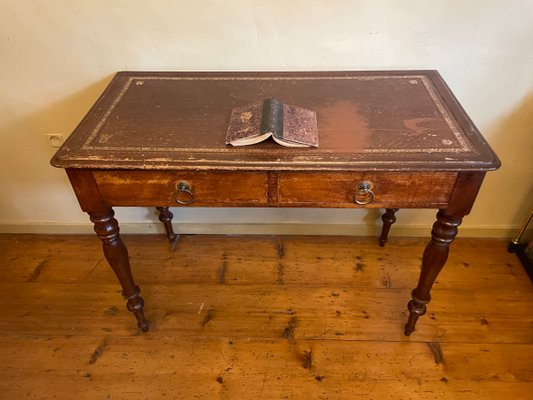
[92,170,456,208]
[276,172,457,208]
[156,207,178,243]
[267,172,279,204]
[65,169,148,331]
[379,208,399,246]
[404,210,462,335]
[89,209,148,332]
[65,169,106,212]
[51,71,500,173]
[52,71,500,335]
[404,172,487,335]
[93,170,269,206]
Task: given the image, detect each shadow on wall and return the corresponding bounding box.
[476,90,533,233]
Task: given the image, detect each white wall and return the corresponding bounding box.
[1,0,532,237]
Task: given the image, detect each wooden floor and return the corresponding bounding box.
[0,234,532,399]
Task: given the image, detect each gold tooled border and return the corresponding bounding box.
[81,74,472,154]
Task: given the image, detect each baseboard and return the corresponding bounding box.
[0,222,529,239]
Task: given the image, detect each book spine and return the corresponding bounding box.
[260,98,284,137]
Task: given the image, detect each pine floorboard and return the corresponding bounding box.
[0,234,532,399]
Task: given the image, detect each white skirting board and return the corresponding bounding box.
[0,222,528,239]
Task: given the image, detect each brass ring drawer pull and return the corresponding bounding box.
[175,181,195,204]
[354,182,375,205]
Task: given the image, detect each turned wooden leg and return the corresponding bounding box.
[90,208,149,332]
[379,208,399,247]
[404,209,462,336]
[156,207,178,243]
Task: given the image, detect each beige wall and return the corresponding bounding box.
[1,1,532,237]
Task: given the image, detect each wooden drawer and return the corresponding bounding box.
[93,170,269,206]
[93,170,457,208]
[277,172,458,208]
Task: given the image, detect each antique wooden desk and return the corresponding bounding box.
[51,71,500,335]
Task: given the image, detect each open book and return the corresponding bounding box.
[226,98,319,147]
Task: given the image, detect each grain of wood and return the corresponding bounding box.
[0,234,532,399]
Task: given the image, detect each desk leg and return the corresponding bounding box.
[379,208,398,247]
[89,208,149,332]
[404,209,461,335]
[156,207,178,243]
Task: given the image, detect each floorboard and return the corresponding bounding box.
[0,234,531,399]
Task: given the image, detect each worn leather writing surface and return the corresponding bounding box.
[51,71,500,171]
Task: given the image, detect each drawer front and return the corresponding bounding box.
[277,172,458,208]
[93,170,269,206]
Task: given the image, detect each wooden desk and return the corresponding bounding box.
[51,71,500,335]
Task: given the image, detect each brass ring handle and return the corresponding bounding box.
[175,181,195,205]
[354,182,375,205]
